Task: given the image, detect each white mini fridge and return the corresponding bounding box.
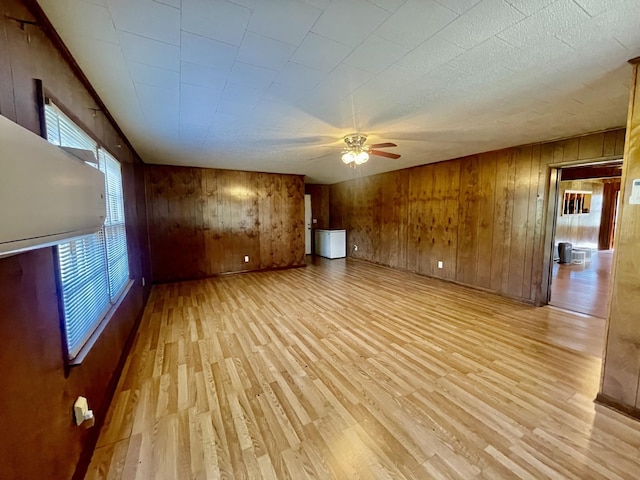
[315,229,346,259]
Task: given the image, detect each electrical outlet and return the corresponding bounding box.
[354,245,358,251]
[74,396,95,428]
[244,255,249,263]
[313,218,317,224]
[437,260,443,269]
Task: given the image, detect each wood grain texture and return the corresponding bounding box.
[600,64,640,411]
[598,180,621,250]
[305,184,330,229]
[550,250,613,319]
[305,184,330,254]
[87,259,640,479]
[146,165,305,282]
[562,165,623,181]
[0,1,151,479]
[555,180,605,248]
[330,129,625,304]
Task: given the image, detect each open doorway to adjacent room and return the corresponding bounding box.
[548,160,622,318]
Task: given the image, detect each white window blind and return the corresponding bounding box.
[45,102,130,360]
[99,149,129,300]
[45,106,96,152]
[58,233,111,357]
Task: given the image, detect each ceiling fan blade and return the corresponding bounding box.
[370,150,401,159]
[307,151,337,162]
[369,142,397,148]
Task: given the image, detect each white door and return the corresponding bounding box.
[304,194,312,255]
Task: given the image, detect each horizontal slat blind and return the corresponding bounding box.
[45,102,129,360]
[58,233,110,358]
[45,105,95,152]
[44,107,61,145]
[99,149,129,299]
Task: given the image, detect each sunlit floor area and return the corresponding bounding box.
[550,250,614,318]
[86,258,640,479]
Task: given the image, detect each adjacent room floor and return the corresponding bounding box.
[86,258,639,479]
[550,250,614,318]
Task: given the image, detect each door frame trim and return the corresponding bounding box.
[540,156,623,306]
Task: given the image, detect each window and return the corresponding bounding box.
[562,190,592,215]
[45,102,129,360]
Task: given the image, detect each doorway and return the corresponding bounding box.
[547,161,622,318]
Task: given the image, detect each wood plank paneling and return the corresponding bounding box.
[0,1,151,479]
[305,184,330,229]
[500,149,517,296]
[522,144,542,299]
[330,129,625,304]
[438,159,461,282]
[562,164,623,181]
[578,132,605,159]
[259,173,274,269]
[306,184,331,254]
[379,170,409,269]
[285,173,305,267]
[407,164,434,275]
[598,180,621,250]
[600,63,640,413]
[507,146,533,299]
[457,155,481,285]
[146,166,206,281]
[490,150,511,293]
[0,13,16,120]
[476,152,497,290]
[145,165,305,282]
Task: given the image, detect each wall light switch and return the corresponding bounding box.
[437,261,443,269]
[313,218,317,223]
[244,255,249,263]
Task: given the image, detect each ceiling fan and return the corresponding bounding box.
[341,133,400,167]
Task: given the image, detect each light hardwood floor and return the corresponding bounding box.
[87,258,640,479]
[550,250,614,319]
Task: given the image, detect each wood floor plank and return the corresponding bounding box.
[550,250,613,319]
[88,258,640,479]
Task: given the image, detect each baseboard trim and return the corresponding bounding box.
[595,393,640,421]
[347,256,536,306]
[152,263,307,285]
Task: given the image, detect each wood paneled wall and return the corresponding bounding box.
[599,179,621,250]
[555,180,604,248]
[0,1,151,479]
[146,165,305,282]
[331,129,625,304]
[305,183,330,254]
[305,184,330,229]
[599,61,640,418]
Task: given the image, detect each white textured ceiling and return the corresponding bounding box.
[37,0,639,184]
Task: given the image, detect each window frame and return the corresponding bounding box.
[41,96,132,366]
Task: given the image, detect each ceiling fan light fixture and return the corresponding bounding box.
[342,151,356,164]
[354,151,369,164]
[342,133,370,166]
[340,132,398,166]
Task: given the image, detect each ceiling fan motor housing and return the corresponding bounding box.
[344,133,369,152]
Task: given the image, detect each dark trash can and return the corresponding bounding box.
[558,242,572,264]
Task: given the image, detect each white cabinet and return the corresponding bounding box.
[315,229,346,259]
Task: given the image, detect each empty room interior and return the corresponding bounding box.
[2,0,640,479]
